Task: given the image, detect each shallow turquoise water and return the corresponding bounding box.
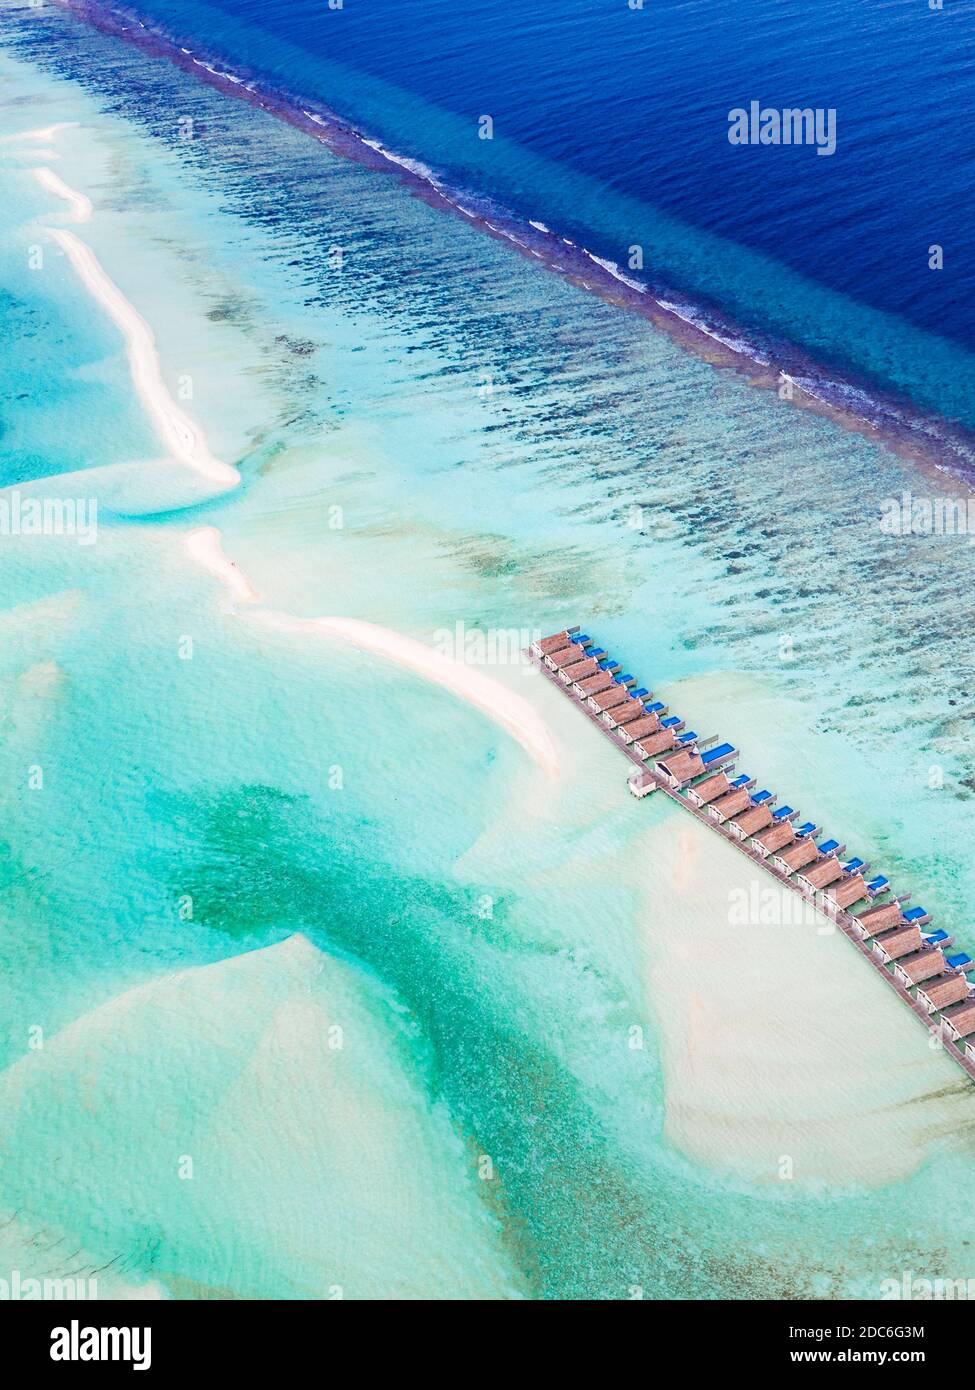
[1,6,975,1300]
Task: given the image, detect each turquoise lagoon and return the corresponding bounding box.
[0,4,974,1299]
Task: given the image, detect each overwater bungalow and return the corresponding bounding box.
[752,817,796,857]
[814,858,868,907]
[853,900,906,940]
[772,836,818,877]
[728,801,775,841]
[543,637,594,671]
[617,701,667,743]
[800,857,846,895]
[653,746,700,787]
[602,689,653,728]
[574,668,631,699]
[619,712,661,743]
[632,717,687,759]
[901,905,933,929]
[822,873,869,913]
[864,874,890,898]
[657,742,738,790]
[794,840,847,894]
[559,650,612,682]
[548,644,602,675]
[940,998,975,1043]
[724,787,776,838]
[687,769,753,807]
[708,785,753,823]
[588,679,641,712]
[915,972,969,1013]
[893,948,946,989]
[872,924,923,964]
[531,626,580,658]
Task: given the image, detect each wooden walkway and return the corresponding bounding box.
[531,652,975,1087]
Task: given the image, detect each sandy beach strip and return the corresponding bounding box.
[33,166,92,222]
[244,608,560,778]
[47,226,240,490]
[177,529,559,776]
[184,526,260,604]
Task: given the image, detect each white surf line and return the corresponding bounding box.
[33,167,92,223]
[184,526,260,603]
[48,228,240,489]
[244,609,561,779]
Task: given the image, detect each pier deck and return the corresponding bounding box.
[530,651,975,1087]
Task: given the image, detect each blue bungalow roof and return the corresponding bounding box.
[631,688,650,700]
[842,857,866,874]
[661,715,682,729]
[924,930,949,945]
[817,839,841,857]
[677,731,698,745]
[946,953,972,969]
[730,774,751,788]
[646,701,665,713]
[902,906,929,922]
[751,789,773,805]
[570,633,591,644]
[794,822,817,838]
[772,805,795,821]
[866,875,889,890]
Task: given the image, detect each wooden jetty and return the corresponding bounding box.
[529,635,975,1087]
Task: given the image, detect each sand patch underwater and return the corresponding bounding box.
[633,808,972,1187]
[0,934,523,1299]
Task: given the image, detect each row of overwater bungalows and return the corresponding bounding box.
[531,626,975,1062]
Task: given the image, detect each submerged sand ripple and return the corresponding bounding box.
[0,935,521,1299]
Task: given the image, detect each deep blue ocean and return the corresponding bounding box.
[98,0,975,445]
